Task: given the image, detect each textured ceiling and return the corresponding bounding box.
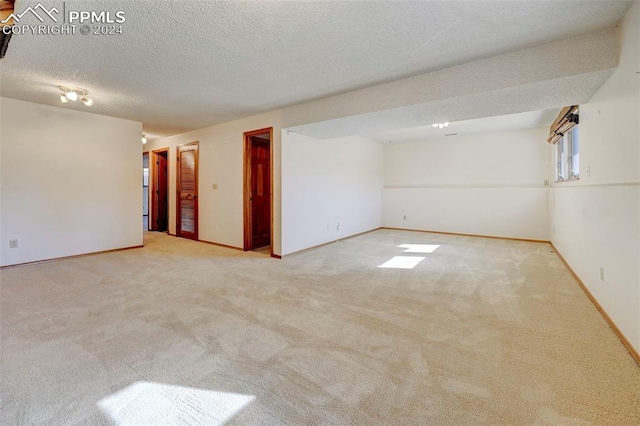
[284,27,618,139]
[365,109,560,144]
[0,0,632,138]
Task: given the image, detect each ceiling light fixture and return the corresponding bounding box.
[141,134,147,144]
[432,122,450,129]
[65,90,78,101]
[59,86,93,107]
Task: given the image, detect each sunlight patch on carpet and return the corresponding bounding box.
[398,244,440,253]
[378,256,426,269]
[97,381,254,426]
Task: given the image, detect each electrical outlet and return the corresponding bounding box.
[600,267,605,282]
[9,239,18,249]
[336,222,340,231]
[403,215,407,220]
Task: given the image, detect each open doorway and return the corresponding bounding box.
[243,128,273,255]
[150,148,169,232]
[142,153,149,231]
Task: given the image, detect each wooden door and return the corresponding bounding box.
[250,137,271,248]
[143,153,149,230]
[151,150,168,232]
[176,142,198,240]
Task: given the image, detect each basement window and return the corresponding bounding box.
[556,125,579,182]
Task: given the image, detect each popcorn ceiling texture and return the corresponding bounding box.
[1,230,639,424]
[285,30,619,138]
[289,69,616,139]
[0,0,632,137]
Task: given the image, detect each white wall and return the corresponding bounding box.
[0,98,142,267]
[281,133,383,255]
[383,127,549,241]
[145,110,283,255]
[549,1,640,354]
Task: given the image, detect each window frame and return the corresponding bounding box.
[555,125,579,182]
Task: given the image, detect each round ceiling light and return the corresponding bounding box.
[65,90,78,102]
[59,86,93,107]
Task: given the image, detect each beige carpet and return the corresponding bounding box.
[1,229,639,425]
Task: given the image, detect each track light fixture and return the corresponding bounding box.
[432,122,450,129]
[141,134,147,144]
[65,90,78,102]
[59,86,94,107]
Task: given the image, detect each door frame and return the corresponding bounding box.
[143,152,149,231]
[243,127,273,255]
[176,141,199,240]
[150,148,169,232]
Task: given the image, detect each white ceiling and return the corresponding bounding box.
[0,0,632,138]
[365,109,560,144]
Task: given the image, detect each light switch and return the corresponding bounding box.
[212,183,218,190]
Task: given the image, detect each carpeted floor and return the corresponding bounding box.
[1,229,639,425]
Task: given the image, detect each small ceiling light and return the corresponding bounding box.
[141,134,147,144]
[59,86,93,107]
[65,90,78,102]
[432,122,451,129]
